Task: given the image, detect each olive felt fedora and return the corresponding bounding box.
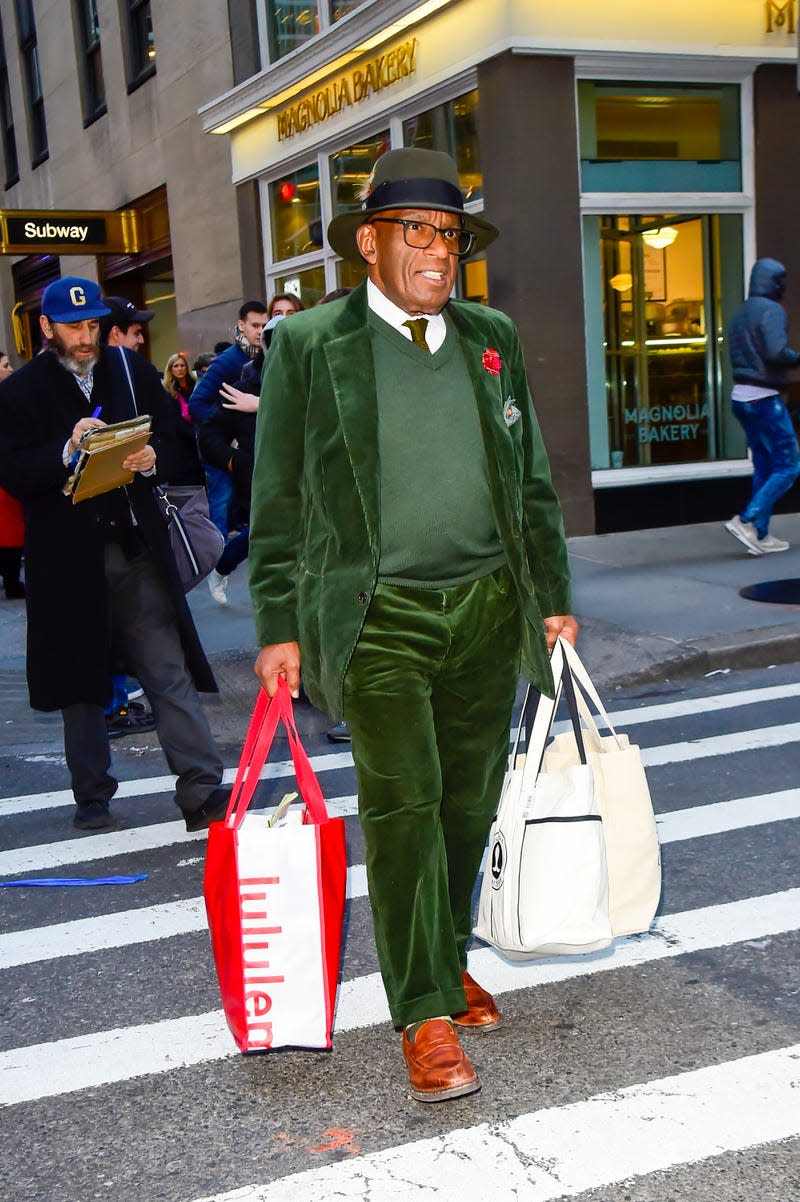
[326,147,499,261]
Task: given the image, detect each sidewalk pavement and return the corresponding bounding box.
[1,513,798,754]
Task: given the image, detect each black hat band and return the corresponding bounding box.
[363,177,465,214]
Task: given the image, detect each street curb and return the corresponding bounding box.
[606,625,800,688]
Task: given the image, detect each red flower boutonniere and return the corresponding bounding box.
[482,348,502,376]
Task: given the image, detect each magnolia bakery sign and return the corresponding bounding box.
[276,38,417,142]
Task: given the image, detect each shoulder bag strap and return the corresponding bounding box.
[117,346,139,416]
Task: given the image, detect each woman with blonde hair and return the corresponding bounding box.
[158,352,203,487]
[163,352,196,414]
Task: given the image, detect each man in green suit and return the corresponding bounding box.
[250,148,577,1102]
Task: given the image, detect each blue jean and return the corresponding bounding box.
[217,526,249,577]
[204,465,233,540]
[732,395,800,538]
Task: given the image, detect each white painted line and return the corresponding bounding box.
[0,863,369,969]
[1,888,797,1106]
[566,681,800,732]
[0,751,355,816]
[640,721,800,767]
[336,887,800,1035]
[3,789,797,969]
[0,795,360,877]
[0,820,205,877]
[189,1043,800,1202]
[655,788,800,843]
[3,680,798,818]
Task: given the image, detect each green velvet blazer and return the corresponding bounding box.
[249,280,572,719]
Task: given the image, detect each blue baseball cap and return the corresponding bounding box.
[41,276,111,323]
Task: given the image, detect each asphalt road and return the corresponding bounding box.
[1,662,799,1201]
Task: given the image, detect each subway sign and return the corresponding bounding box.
[0,209,139,255]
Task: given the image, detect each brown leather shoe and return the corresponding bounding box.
[402,1019,480,1102]
[452,971,502,1030]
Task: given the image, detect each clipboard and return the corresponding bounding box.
[63,416,153,504]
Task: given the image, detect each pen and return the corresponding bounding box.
[68,406,103,473]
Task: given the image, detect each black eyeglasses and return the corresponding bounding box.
[370,217,475,258]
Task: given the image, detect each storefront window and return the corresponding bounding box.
[403,89,482,204]
[330,130,390,217]
[592,212,744,470]
[329,2,360,20]
[336,259,367,291]
[579,82,741,192]
[460,256,488,305]
[269,163,322,261]
[272,264,326,308]
[266,2,319,61]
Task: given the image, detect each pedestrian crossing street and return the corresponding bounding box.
[1,672,799,1201]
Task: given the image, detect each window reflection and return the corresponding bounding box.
[267,1,319,61]
[330,130,390,217]
[580,83,740,163]
[270,164,322,261]
[403,90,482,204]
[330,1,360,19]
[273,266,326,308]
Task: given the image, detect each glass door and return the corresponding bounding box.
[601,213,726,468]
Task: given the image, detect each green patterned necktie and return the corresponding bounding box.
[403,318,431,352]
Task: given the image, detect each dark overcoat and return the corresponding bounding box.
[0,345,217,711]
[249,280,573,721]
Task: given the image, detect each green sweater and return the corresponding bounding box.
[369,310,505,587]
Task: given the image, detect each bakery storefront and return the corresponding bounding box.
[203,0,800,534]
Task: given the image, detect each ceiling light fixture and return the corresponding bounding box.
[642,226,678,250]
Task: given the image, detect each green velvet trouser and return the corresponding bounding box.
[342,564,521,1029]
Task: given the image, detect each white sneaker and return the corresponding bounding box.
[207,569,229,605]
[724,515,764,556]
[757,533,790,553]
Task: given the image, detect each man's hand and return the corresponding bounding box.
[220,382,259,413]
[68,416,105,456]
[122,444,157,474]
[254,641,301,698]
[543,614,579,650]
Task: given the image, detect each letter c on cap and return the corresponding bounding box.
[69,286,86,307]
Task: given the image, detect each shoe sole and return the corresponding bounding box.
[452,1016,502,1031]
[107,725,156,740]
[409,1075,481,1103]
[724,521,764,555]
[759,544,789,553]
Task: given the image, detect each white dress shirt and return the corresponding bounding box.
[366,279,447,353]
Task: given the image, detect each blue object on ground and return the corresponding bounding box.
[0,874,148,887]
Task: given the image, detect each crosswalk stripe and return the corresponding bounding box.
[2,789,797,969]
[189,1043,800,1202]
[576,680,800,730]
[3,767,798,881]
[640,721,800,766]
[3,682,799,818]
[0,794,359,876]
[0,752,355,816]
[0,862,370,968]
[1,888,797,1107]
[1,714,797,827]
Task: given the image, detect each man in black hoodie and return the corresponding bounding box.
[725,257,800,555]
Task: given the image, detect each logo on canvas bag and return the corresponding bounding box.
[490,831,507,890]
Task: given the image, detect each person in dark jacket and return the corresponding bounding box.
[725,257,800,554]
[0,277,229,833]
[188,301,267,539]
[158,352,204,487]
[198,314,289,604]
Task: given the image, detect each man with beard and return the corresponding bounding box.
[0,276,228,832]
